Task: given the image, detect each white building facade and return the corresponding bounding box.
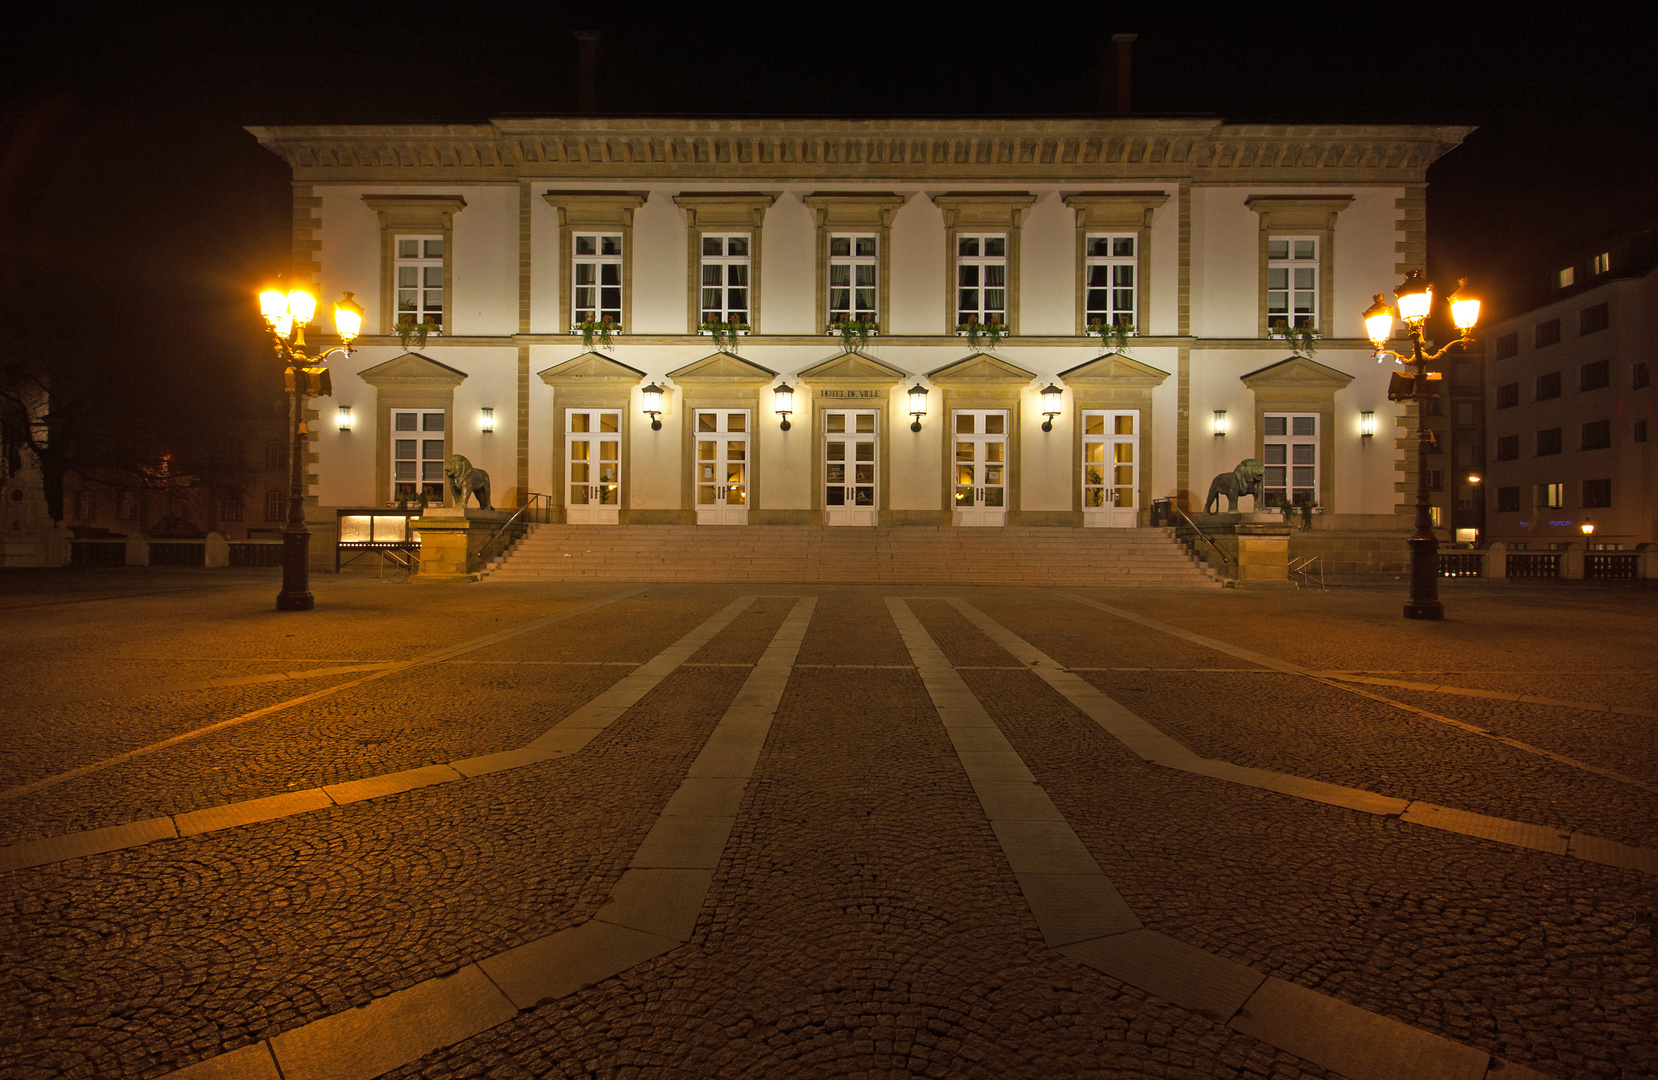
[249,118,1469,544]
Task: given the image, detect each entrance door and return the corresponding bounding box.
[952,410,1008,526]
[566,409,621,524]
[823,409,878,526]
[695,410,749,525]
[1082,410,1138,527]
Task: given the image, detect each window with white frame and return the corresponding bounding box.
[573,233,623,326]
[391,409,446,503]
[221,489,244,522]
[265,491,285,521]
[700,234,751,326]
[828,234,878,324]
[1267,237,1318,331]
[1263,413,1318,506]
[956,234,1008,326]
[395,236,445,332]
[1084,235,1137,329]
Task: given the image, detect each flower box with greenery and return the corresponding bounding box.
[1085,318,1136,353]
[956,315,1008,350]
[1270,320,1320,357]
[827,317,879,352]
[393,488,433,511]
[573,315,620,351]
[395,316,439,349]
[699,319,750,352]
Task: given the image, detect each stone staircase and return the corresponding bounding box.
[482,525,1223,586]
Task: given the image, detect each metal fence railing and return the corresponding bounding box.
[1438,552,1484,578]
[1586,553,1640,580]
[1507,552,1561,579]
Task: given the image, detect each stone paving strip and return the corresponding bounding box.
[164,597,816,1080]
[886,598,1543,1080]
[1312,671,1658,719]
[3,662,407,709]
[970,597,1658,877]
[0,592,755,875]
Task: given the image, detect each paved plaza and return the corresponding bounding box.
[1,570,1654,1080]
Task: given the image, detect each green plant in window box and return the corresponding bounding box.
[395,316,438,350]
[956,315,1008,350]
[1271,320,1320,357]
[394,488,431,512]
[828,317,879,352]
[1086,318,1135,353]
[575,315,619,351]
[700,318,750,352]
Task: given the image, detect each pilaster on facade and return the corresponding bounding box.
[1394,185,1427,277]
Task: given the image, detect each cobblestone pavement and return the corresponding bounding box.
[0,571,1653,1079]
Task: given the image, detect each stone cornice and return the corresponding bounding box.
[247,118,1472,185]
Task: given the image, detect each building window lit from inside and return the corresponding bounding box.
[1263,413,1317,507]
[392,409,446,503]
[1084,235,1136,328]
[396,236,444,332]
[1541,482,1565,510]
[1496,486,1520,512]
[1535,318,1561,348]
[1582,477,1612,509]
[956,234,1008,326]
[700,234,751,326]
[1558,267,1574,289]
[1536,427,1562,456]
[828,234,878,324]
[573,233,623,326]
[1592,252,1610,275]
[1267,237,1317,331]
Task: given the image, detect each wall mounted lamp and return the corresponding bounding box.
[1361,410,1376,438]
[1039,384,1064,432]
[1581,519,1596,536]
[774,382,794,431]
[337,405,352,432]
[1213,409,1228,437]
[641,383,665,431]
[480,407,495,434]
[908,383,929,432]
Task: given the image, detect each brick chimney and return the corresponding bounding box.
[1112,33,1136,114]
[575,31,599,114]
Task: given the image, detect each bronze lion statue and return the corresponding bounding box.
[444,454,492,510]
[1203,458,1264,514]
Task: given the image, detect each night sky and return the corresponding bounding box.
[2,1,1655,432]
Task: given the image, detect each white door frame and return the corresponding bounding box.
[1082,409,1139,528]
[565,408,621,524]
[695,409,750,525]
[823,408,878,526]
[951,409,1008,527]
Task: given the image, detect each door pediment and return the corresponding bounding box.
[928,352,1037,386]
[1240,356,1355,391]
[796,351,909,384]
[1059,352,1171,389]
[538,352,647,387]
[667,351,779,387]
[357,352,468,389]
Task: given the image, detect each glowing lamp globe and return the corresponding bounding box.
[286,289,318,327]
[1362,295,1395,349]
[1394,271,1433,324]
[334,292,365,343]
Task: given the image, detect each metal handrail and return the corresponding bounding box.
[1289,555,1325,591]
[1169,504,1234,567]
[477,493,554,567]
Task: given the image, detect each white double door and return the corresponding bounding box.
[1083,409,1139,528]
[953,410,1008,527]
[565,409,620,524]
[823,409,877,526]
[696,410,749,525]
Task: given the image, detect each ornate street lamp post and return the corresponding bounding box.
[259,287,363,611]
[1364,272,1480,620]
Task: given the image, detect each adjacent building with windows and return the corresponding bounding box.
[1483,230,1657,549]
[249,117,1469,553]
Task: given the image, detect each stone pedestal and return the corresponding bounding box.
[1188,513,1295,585]
[1,466,69,568]
[412,508,512,580]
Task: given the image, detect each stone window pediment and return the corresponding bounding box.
[358,352,469,389]
[1063,191,1171,229]
[674,193,776,334]
[537,352,647,388]
[803,193,907,333]
[796,352,909,385]
[1240,356,1355,392]
[362,195,467,335]
[673,193,775,228]
[1064,190,1171,335]
[935,192,1036,335]
[1059,352,1171,389]
[1240,354,1353,512]
[543,191,649,333]
[667,352,779,388]
[928,352,1038,386]
[541,191,648,226]
[1245,194,1353,338]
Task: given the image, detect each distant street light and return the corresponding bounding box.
[259,287,363,611]
[1365,272,1480,620]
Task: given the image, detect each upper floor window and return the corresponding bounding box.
[1084,235,1137,329]
[221,489,244,522]
[828,234,878,324]
[1580,359,1610,391]
[1267,237,1318,331]
[1263,413,1318,507]
[1636,420,1649,443]
[1495,435,1519,461]
[1495,383,1519,409]
[1582,477,1612,508]
[573,233,623,326]
[1635,362,1651,390]
[265,491,285,521]
[1558,267,1575,289]
[1541,482,1565,509]
[396,236,445,332]
[1536,427,1562,456]
[1495,486,1520,512]
[1535,319,1561,348]
[1536,372,1562,401]
[700,234,751,327]
[1581,419,1612,451]
[1493,332,1518,360]
[956,235,1008,326]
[266,438,285,470]
[1592,252,1610,275]
[1580,302,1609,335]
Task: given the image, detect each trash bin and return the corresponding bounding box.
[1151,498,1172,526]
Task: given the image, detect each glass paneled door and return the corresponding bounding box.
[952,410,1008,526]
[696,410,749,525]
[823,409,878,526]
[1082,410,1139,527]
[566,410,620,524]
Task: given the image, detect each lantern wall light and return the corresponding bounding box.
[1213,410,1228,437]
[480,407,495,434]
[337,406,353,432]
[774,382,794,431]
[1039,384,1064,432]
[641,382,665,430]
[908,383,929,432]
[1361,410,1376,438]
